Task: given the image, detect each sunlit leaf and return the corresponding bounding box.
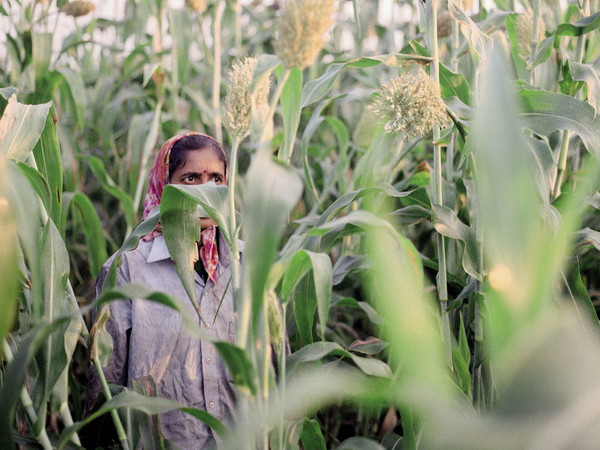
[0,94,51,161]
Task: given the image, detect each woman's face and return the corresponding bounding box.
[169,147,226,229]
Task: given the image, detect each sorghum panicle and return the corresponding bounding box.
[274,0,336,69]
[515,9,546,59]
[185,0,207,13]
[369,69,448,140]
[60,0,96,17]
[223,57,271,140]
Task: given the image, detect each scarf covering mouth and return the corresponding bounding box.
[142,131,227,283]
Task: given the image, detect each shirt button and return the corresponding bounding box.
[209,402,215,408]
[206,358,211,364]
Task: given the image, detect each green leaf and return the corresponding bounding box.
[348,337,388,356]
[448,2,493,67]
[287,342,392,378]
[160,185,202,313]
[58,390,226,448]
[293,275,316,346]
[518,89,600,159]
[64,192,108,278]
[279,67,302,162]
[159,183,230,316]
[410,40,472,105]
[213,342,257,395]
[0,94,51,161]
[16,162,52,216]
[88,155,136,229]
[555,10,600,37]
[33,105,63,226]
[561,261,600,330]
[301,54,432,108]
[0,318,72,450]
[56,67,87,131]
[242,149,303,330]
[0,159,19,345]
[280,250,332,339]
[168,7,192,88]
[32,32,52,81]
[568,59,600,116]
[433,207,479,281]
[300,418,326,450]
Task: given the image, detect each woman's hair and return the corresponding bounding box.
[168,134,227,182]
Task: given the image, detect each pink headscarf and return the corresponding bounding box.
[142,132,227,283]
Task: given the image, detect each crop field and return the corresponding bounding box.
[2,0,600,448]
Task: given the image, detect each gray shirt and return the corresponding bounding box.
[87,232,239,449]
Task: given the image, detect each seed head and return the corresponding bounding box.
[515,9,546,58]
[60,0,96,17]
[223,57,271,140]
[369,69,448,139]
[437,11,453,39]
[185,0,206,13]
[274,0,336,69]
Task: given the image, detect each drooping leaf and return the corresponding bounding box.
[568,59,600,117]
[56,67,87,131]
[58,390,226,448]
[0,94,51,161]
[286,341,392,378]
[519,90,600,158]
[555,10,600,37]
[88,155,136,229]
[213,342,257,396]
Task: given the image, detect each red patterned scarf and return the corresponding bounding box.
[142,132,227,283]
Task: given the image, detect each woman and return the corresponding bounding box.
[87,132,238,449]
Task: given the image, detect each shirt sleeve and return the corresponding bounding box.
[85,256,132,414]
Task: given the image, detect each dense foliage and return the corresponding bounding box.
[2,0,600,448]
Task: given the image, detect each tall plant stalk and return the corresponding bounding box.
[424,0,451,366]
[553,0,589,199]
[524,0,541,84]
[263,68,291,146]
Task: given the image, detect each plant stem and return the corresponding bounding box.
[2,339,53,450]
[227,135,241,292]
[212,0,226,144]
[426,0,451,366]
[552,0,588,198]
[93,357,131,450]
[525,0,541,84]
[262,68,291,146]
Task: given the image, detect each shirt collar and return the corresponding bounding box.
[147,235,172,263]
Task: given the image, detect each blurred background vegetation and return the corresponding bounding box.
[3,0,600,448]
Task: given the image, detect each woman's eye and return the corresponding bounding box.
[213,176,223,183]
[185,176,195,183]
